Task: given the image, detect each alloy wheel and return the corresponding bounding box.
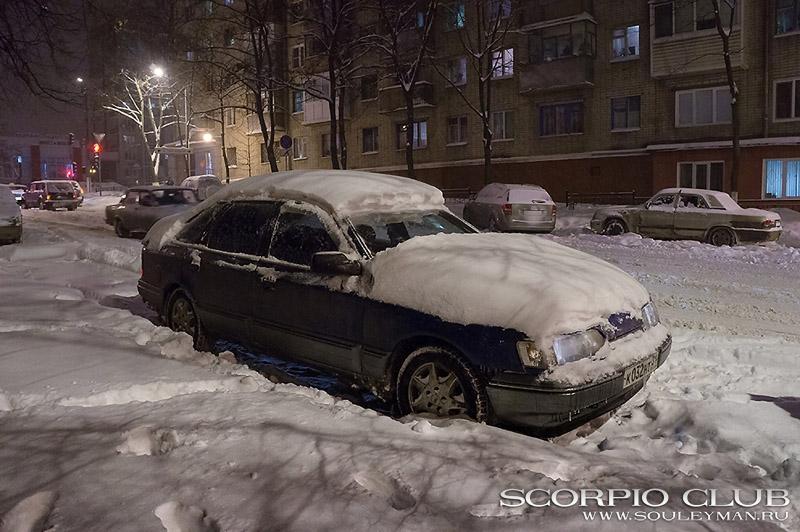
[170,296,197,338]
[603,219,626,236]
[407,361,468,417]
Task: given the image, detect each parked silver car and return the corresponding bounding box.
[590,188,782,246]
[463,183,556,232]
[105,186,198,237]
[180,174,223,201]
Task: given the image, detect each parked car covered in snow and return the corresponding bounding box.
[591,188,782,246]
[8,184,26,206]
[22,180,81,210]
[463,183,556,232]
[180,174,223,201]
[105,186,198,238]
[139,170,671,433]
[0,184,22,244]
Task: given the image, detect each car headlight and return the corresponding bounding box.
[516,340,556,369]
[642,301,660,329]
[552,329,606,365]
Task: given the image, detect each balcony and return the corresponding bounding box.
[650,28,744,78]
[521,0,593,27]
[378,82,435,114]
[245,112,286,135]
[520,55,594,93]
[302,98,349,124]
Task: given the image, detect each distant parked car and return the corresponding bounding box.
[22,180,81,210]
[105,186,198,237]
[69,181,85,206]
[8,184,26,206]
[0,185,22,244]
[463,183,556,233]
[138,170,671,434]
[590,188,782,246]
[180,174,223,201]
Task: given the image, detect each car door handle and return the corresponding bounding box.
[259,276,276,290]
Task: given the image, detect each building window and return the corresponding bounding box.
[360,75,378,100]
[362,127,379,153]
[492,110,514,140]
[489,0,511,19]
[775,78,800,120]
[539,102,583,136]
[292,90,304,113]
[676,86,731,127]
[292,137,307,159]
[226,147,237,167]
[777,0,800,34]
[260,143,269,164]
[396,120,428,149]
[764,159,800,198]
[291,44,305,69]
[447,115,468,144]
[321,133,331,157]
[445,1,465,30]
[529,21,596,63]
[612,25,640,59]
[224,107,236,127]
[679,161,724,190]
[654,0,736,38]
[491,48,514,78]
[446,57,467,85]
[611,96,641,130]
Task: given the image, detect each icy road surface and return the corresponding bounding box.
[0,197,798,531]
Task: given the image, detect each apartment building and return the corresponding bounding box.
[212,0,800,204]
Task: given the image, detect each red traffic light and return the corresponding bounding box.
[92,143,102,154]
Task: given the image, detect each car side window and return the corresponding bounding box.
[177,204,224,245]
[205,202,281,256]
[678,194,708,209]
[269,208,338,267]
[649,194,675,208]
[124,192,139,205]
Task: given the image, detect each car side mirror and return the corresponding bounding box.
[643,201,651,210]
[311,252,362,276]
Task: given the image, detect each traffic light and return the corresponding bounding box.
[68,133,74,146]
[92,143,102,155]
[72,161,79,175]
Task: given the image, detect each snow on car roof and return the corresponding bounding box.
[144,170,445,250]
[655,188,740,210]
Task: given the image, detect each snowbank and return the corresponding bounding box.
[367,232,650,348]
[775,208,800,247]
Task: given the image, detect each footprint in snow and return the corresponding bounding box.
[0,491,57,532]
[352,470,416,510]
[154,501,219,532]
[116,425,180,456]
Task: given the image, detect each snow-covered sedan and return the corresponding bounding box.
[591,188,782,246]
[463,183,556,233]
[139,170,671,433]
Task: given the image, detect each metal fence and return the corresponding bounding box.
[565,190,641,209]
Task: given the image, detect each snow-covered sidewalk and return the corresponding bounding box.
[0,208,798,531]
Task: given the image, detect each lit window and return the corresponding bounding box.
[529,21,596,63]
[292,90,304,113]
[224,107,236,127]
[396,121,427,149]
[764,159,800,198]
[491,48,514,78]
[612,25,640,59]
[292,137,307,159]
[445,1,465,30]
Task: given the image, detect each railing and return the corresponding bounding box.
[441,187,475,200]
[739,198,800,212]
[565,190,639,209]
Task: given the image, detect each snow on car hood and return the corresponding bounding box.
[366,233,650,348]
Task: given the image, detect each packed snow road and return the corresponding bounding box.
[0,199,798,531]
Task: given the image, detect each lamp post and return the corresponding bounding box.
[75,77,90,190]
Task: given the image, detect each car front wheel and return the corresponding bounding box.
[114,218,130,238]
[602,218,628,236]
[396,347,488,422]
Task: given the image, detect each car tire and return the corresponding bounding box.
[166,291,214,352]
[707,227,737,247]
[602,218,628,236]
[67,206,76,211]
[487,217,502,233]
[114,218,131,238]
[396,346,489,422]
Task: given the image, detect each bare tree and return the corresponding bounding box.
[432,0,514,184]
[371,0,439,178]
[711,0,740,199]
[103,69,184,180]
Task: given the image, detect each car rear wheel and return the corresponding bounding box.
[487,216,502,232]
[396,347,488,422]
[707,227,737,247]
[167,291,213,351]
[602,218,627,236]
[114,218,130,238]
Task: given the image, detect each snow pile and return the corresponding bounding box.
[154,501,219,532]
[145,170,444,250]
[367,233,650,348]
[117,425,180,456]
[0,491,57,532]
[775,208,800,247]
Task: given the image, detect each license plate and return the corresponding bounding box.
[623,354,658,388]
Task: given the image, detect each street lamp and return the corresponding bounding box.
[150,65,165,78]
[75,76,90,188]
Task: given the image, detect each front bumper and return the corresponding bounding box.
[0,224,22,241]
[487,336,672,433]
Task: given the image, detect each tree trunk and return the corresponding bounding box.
[338,84,348,169]
[713,0,739,198]
[404,88,416,179]
[327,56,341,169]
[219,103,230,182]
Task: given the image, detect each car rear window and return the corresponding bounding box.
[47,182,73,192]
[507,188,552,204]
[148,189,198,205]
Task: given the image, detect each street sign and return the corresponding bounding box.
[93,133,106,143]
[279,135,292,149]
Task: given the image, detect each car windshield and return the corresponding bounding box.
[148,189,197,205]
[48,182,73,192]
[350,210,473,254]
[508,188,552,203]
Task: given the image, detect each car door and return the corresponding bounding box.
[192,201,282,344]
[673,192,712,240]
[250,202,365,374]
[639,193,677,239]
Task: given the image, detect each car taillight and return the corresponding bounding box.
[502,203,513,215]
[762,219,777,229]
[47,194,52,200]
[552,205,557,218]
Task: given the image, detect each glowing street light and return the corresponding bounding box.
[150,65,165,78]
[202,132,213,142]
[75,77,84,83]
